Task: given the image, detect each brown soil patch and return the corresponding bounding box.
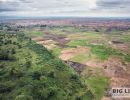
[32,36,57,50]
[36,39,57,50]
[85,57,130,87]
[109,40,130,54]
[68,34,88,40]
[102,57,127,77]
[37,39,56,44]
[32,37,44,41]
[102,97,112,100]
[85,57,130,100]
[43,32,70,47]
[85,60,102,68]
[59,47,90,60]
[113,44,129,53]
[111,77,130,87]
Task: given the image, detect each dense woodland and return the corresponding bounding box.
[0,30,94,100]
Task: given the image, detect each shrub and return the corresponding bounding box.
[11,48,16,54]
[71,74,79,80]
[48,71,55,78]
[25,60,31,68]
[31,72,41,80]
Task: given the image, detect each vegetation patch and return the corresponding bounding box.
[67,40,87,47]
[24,29,44,36]
[86,76,110,100]
[88,45,121,60]
[81,67,110,100]
[121,35,130,42]
[51,46,62,57]
[83,32,101,37]
[124,54,130,62]
[70,54,92,64]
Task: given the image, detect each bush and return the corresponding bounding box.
[48,71,55,78]
[0,84,12,93]
[25,60,31,68]
[31,72,41,80]
[11,48,16,54]
[9,68,24,78]
[71,74,79,80]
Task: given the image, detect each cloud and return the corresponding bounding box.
[0,0,130,17]
[96,0,130,10]
[0,0,24,12]
[97,0,122,8]
[0,8,16,12]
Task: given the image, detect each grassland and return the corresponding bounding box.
[86,76,110,100]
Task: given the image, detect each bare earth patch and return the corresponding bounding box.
[85,57,130,100]
[111,77,130,87]
[32,36,44,41]
[102,96,112,100]
[59,47,90,60]
[113,44,130,54]
[32,36,57,50]
[86,57,130,87]
[85,59,103,68]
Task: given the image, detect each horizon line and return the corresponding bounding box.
[0,16,130,20]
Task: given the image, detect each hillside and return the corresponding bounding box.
[0,31,95,100]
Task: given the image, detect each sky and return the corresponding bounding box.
[0,0,130,17]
